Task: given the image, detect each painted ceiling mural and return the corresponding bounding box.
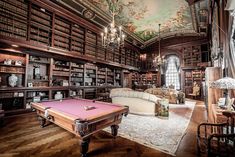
[87,0,194,41]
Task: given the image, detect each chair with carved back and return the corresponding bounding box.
[197,111,235,157]
[189,82,200,99]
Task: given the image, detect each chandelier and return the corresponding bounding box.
[153,24,165,69]
[101,2,125,49]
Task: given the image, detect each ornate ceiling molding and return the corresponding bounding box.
[56,0,207,49]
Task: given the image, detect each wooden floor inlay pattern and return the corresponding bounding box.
[0,101,206,157]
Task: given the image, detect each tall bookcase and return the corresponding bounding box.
[0,0,140,69]
[182,43,210,67]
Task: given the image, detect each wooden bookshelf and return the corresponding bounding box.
[27,55,50,87]
[97,36,105,60]
[54,16,71,50]
[85,30,97,58]
[0,0,28,40]
[106,67,114,86]
[30,4,52,46]
[70,62,84,86]
[52,59,70,87]
[97,66,106,86]
[85,63,96,86]
[71,24,85,54]
[182,43,209,67]
[0,0,140,70]
[120,48,126,65]
[0,52,26,88]
[114,69,122,87]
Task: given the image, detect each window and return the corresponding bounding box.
[165,56,180,89]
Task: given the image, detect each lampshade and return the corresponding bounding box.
[210,77,235,89]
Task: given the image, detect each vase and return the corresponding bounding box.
[55,91,63,100]
[8,74,18,87]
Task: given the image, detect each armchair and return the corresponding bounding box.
[197,111,235,157]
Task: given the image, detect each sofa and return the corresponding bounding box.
[110,88,168,117]
[144,88,185,104]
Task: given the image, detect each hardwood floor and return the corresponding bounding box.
[0,100,207,157]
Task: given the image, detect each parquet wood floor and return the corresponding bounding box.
[0,101,207,157]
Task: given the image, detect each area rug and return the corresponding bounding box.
[104,100,196,156]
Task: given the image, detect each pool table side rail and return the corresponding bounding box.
[31,102,78,121]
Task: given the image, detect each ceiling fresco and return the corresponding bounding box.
[87,0,194,41]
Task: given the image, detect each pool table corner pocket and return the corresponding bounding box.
[75,119,89,137]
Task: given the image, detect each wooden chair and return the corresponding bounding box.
[197,111,235,157]
[188,83,200,99]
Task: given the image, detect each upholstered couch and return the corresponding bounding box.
[144,88,185,104]
[110,88,164,116]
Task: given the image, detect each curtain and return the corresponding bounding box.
[163,59,169,74]
[174,58,180,72]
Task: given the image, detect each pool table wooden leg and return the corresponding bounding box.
[38,116,46,128]
[111,125,119,137]
[80,138,90,157]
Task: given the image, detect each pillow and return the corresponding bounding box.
[155,98,169,118]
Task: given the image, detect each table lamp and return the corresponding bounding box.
[210,77,235,109]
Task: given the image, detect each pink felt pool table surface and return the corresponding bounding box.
[35,98,127,121]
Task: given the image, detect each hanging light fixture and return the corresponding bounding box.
[153,24,165,69]
[101,1,125,49]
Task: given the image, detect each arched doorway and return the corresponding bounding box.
[165,55,180,89]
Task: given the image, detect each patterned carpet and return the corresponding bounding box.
[104,100,196,156]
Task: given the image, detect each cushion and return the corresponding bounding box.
[156,99,169,117]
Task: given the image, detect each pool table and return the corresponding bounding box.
[31,98,128,157]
